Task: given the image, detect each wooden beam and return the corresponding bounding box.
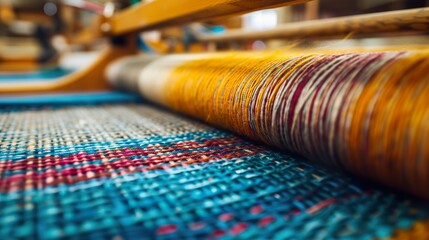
[198,7,429,42]
[0,47,123,94]
[0,61,40,73]
[304,0,319,21]
[0,3,16,23]
[0,35,137,94]
[109,0,310,35]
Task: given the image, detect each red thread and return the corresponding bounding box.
[250,205,264,214]
[230,223,248,235]
[157,224,177,235]
[189,222,205,231]
[307,198,336,214]
[219,213,234,222]
[211,230,226,238]
[258,216,275,227]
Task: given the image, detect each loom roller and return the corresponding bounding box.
[2,5,429,93]
[0,1,429,239]
[106,8,429,201]
[2,4,429,199]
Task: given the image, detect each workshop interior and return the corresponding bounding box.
[1,0,429,239]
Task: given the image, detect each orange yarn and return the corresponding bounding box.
[162,50,429,199]
[388,219,429,240]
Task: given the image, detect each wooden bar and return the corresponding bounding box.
[199,7,429,42]
[0,0,311,94]
[109,0,310,35]
[0,35,137,94]
[0,61,40,73]
[0,47,128,94]
[304,0,319,21]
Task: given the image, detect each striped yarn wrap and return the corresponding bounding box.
[1,103,429,239]
[108,49,429,199]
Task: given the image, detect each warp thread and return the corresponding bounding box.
[108,49,429,199]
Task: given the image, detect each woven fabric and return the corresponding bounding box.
[1,103,428,239]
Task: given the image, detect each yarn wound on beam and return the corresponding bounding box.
[108,49,429,199]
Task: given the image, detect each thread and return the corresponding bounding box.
[2,103,428,239]
[108,49,429,199]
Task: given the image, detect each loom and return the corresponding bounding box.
[1,1,429,239]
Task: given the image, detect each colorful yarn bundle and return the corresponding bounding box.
[108,49,429,199]
[1,103,429,239]
[2,48,429,239]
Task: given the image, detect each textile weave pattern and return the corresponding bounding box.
[0,104,428,239]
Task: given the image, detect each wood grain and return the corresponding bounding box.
[109,0,310,35]
[199,7,429,42]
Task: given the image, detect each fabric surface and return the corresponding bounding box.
[1,103,428,239]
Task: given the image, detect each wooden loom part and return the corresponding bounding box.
[0,48,59,73]
[108,0,311,35]
[0,45,135,94]
[198,7,429,42]
[2,3,428,94]
[0,59,40,73]
[0,0,309,94]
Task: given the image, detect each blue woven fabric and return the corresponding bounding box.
[0,91,142,106]
[0,103,428,239]
[0,67,72,81]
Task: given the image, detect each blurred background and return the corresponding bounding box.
[1,0,428,70]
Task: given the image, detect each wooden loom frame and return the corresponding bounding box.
[1,1,428,94]
[0,0,310,94]
[198,7,429,43]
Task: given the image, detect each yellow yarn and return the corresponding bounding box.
[388,219,429,240]
[160,49,429,199]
